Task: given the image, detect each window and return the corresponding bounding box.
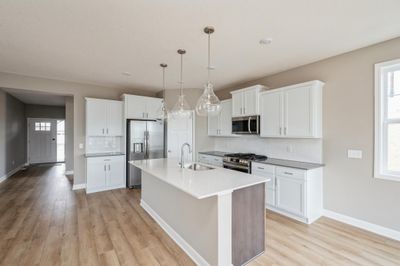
[375,59,400,181]
[35,122,51,131]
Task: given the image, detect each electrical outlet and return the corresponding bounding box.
[348,149,362,159]
[79,143,84,149]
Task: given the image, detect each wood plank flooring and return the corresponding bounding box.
[0,164,399,266]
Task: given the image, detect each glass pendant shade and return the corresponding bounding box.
[170,94,192,119]
[196,82,221,116]
[156,100,168,120]
[195,26,221,117]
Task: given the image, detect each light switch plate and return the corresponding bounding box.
[79,143,84,149]
[348,149,362,159]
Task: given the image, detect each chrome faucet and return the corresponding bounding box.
[180,142,192,168]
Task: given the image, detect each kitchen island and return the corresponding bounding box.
[130,158,270,266]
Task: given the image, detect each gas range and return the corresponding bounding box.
[223,153,268,173]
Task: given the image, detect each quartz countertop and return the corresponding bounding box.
[85,152,125,158]
[198,151,231,157]
[130,158,269,199]
[198,150,324,170]
[253,158,324,170]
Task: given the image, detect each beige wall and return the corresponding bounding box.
[216,37,400,231]
[0,72,156,185]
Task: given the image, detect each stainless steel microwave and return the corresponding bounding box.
[232,116,260,135]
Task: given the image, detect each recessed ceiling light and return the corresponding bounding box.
[259,38,272,45]
[121,72,131,76]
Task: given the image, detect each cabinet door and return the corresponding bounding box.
[106,156,125,188]
[276,175,305,217]
[266,188,276,207]
[86,158,106,192]
[86,99,107,136]
[219,100,233,136]
[107,101,123,136]
[260,91,283,137]
[208,114,219,136]
[243,89,258,115]
[284,86,312,137]
[126,95,147,119]
[146,98,163,119]
[231,92,243,117]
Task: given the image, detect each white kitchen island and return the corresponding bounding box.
[130,158,270,266]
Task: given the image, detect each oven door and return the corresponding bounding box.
[232,116,260,134]
[223,162,250,173]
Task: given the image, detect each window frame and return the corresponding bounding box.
[374,58,400,181]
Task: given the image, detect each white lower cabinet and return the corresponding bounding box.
[86,155,125,193]
[252,162,322,224]
[198,154,223,167]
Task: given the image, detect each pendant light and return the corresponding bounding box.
[170,49,192,119]
[156,63,169,120]
[195,26,221,117]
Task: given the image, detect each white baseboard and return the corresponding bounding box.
[140,200,210,266]
[72,183,86,190]
[0,163,26,183]
[323,209,400,242]
[65,170,74,175]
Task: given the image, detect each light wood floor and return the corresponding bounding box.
[0,164,399,266]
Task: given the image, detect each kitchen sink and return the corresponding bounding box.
[184,163,215,171]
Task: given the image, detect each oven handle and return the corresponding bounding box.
[223,162,249,171]
[248,117,251,133]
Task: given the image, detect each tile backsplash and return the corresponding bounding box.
[213,136,323,163]
[86,136,123,154]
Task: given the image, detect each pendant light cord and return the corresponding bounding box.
[162,67,166,99]
[207,32,211,83]
[180,53,183,97]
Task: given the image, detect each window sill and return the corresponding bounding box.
[374,173,400,182]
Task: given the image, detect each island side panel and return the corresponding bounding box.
[232,183,265,266]
[141,172,219,265]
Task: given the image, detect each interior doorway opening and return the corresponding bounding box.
[57,120,65,162]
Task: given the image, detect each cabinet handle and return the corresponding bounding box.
[284,127,287,135]
[108,164,110,171]
[106,128,109,134]
[284,171,293,175]
[257,167,265,170]
[104,165,106,171]
[243,107,245,114]
[279,127,282,135]
[102,128,105,134]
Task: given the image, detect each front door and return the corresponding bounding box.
[28,118,57,164]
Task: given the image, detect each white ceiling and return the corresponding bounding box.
[0,0,399,92]
[2,88,66,106]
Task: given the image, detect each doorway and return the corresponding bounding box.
[28,118,65,164]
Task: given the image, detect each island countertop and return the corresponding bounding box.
[130,158,270,200]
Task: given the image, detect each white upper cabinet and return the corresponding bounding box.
[208,99,236,137]
[123,94,163,119]
[260,90,283,137]
[86,98,123,136]
[230,85,266,117]
[260,80,324,138]
[107,100,123,136]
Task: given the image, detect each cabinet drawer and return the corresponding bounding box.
[276,166,306,180]
[198,154,209,164]
[251,162,275,174]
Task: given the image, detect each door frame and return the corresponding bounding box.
[27,118,64,164]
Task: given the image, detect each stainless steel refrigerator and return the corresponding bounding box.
[127,119,165,188]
